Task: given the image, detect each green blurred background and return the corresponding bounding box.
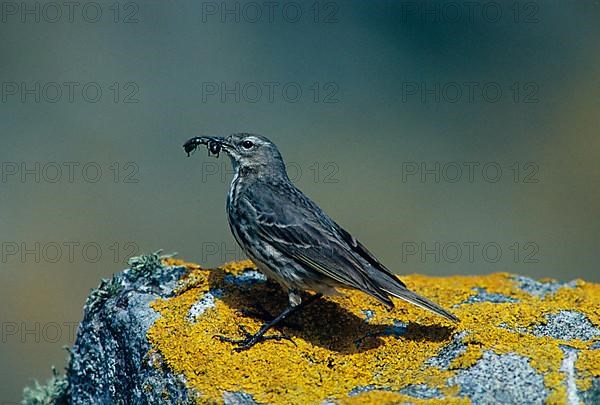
[1,0,599,401]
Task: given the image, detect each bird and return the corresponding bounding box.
[183,133,459,351]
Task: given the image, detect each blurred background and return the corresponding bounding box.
[1,0,599,401]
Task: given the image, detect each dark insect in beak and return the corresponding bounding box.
[183,136,226,158]
[183,138,202,157]
[208,140,221,157]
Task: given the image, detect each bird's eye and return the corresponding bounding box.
[242,140,254,150]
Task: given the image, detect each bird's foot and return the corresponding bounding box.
[214,325,296,352]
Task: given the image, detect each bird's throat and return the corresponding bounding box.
[238,166,257,177]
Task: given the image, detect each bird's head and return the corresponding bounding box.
[183,133,286,176]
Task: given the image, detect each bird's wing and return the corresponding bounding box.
[238,181,394,305]
[238,180,460,322]
[329,221,406,287]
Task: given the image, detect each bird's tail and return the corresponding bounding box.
[370,271,460,322]
[385,285,459,322]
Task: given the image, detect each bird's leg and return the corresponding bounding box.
[217,324,295,347]
[215,292,323,351]
[240,303,301,329]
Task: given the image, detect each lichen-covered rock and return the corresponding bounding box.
[63,256,599,404]
[65,253,192,404]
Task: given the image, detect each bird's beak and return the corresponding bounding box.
[183,136,232,157]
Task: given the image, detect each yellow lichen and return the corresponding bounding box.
[578,348,600,380]
[339,390,468,405]
[450,344,482,370]
[148,259,599,403]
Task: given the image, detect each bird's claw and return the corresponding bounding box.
[214,325,296,351]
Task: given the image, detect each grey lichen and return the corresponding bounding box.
[513,275,578,298]
[222,391,259,405]
[532,311,600,342]
[22,367,68,405]
[458,287,519,305]
[348,384,391,397]
[499,310,600,344]
[347,383,442,400]
[361,309,375,323]
[398,384,443,399]
[188,289,223,321]
[425,331,468,370]
[449,351,547,404]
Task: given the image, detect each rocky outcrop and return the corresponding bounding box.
[28,253,600,404]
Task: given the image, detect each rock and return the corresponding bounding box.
[65,252,191,404]
[31,253,600,404]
